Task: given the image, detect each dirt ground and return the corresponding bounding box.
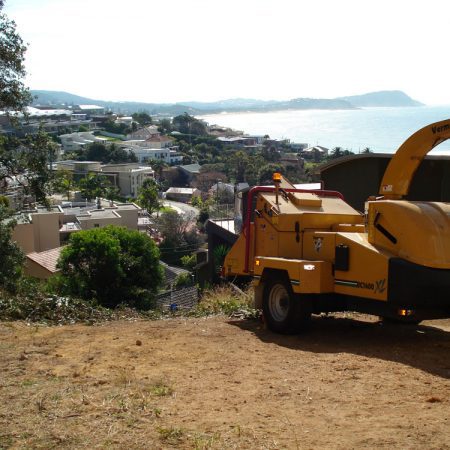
[1,313,449,449]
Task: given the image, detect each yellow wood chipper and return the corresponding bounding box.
[223,119,450,333]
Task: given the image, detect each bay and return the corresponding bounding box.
[201,105,450,154]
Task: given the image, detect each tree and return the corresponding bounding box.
[228,150,249,183]
[0,3,31,112]
[137,178,160,215]
[85,142,109,162]
[53,169,74,201]
[258,163,285,185]
[102,119,130,135]
[328,147,355,160]
[0,130,58,205]
[0,6,56,206]
[193,171,227,194]
[132,112,152,125]
[81,142,137,164]
[155,210,203,265]
[172,113,207,135]
[0,206,25,292]
[157,118,172,134]
[108,143,137,163]
[149,159,167,181]
[57,226,163,308]
[78,172,112,201]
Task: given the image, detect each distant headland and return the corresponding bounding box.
[30,90,424,116]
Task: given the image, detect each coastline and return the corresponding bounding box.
[200,105,450,154]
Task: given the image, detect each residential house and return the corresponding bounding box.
[207,125,243,137]
[0,107,94,137]
[127,125,160,140]
[177,163,201,185]
[279,153,305,172]
[12,201,142,279]
[74,105,105,116]
[244,135,266,145]
[115,116,133,126]
[61,201,141,233]
[122,146,183,165]
[25,247,62,280]
[217,136,259,150]
[145,135,174,149]
[59,132,109,152]
[12,206,64,254]
[165,187,201,203]
[289,142,309,152]
[302,145,329,161]
[210,182,234,202]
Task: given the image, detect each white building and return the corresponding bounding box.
[59,132,109,152]
[115,116,133,126]
[76,105,105,115]
[123,145,183,165]
[101,163,155,197]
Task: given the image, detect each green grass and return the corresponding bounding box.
[149,381,174,397]
[191,285,257,318]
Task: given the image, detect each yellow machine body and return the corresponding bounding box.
[223,119,450,329]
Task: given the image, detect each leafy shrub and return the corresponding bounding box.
[57,226,163,309]
[174,273,192,288]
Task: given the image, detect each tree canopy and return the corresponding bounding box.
[172,113,207,135]
[156,209,203,265]
[132,112,152,125]
[0,4,57,206]
[78,172,117,201]
[57,226,163,308]
[0,206,25,292]
[0,130,58,205]
[69,142,137,164]
[137,178,160,215]
[0,3,31,112]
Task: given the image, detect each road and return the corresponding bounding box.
[162,199,199,216]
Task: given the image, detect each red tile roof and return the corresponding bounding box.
[27,247,63,273]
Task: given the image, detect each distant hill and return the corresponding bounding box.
[30,89,423,116]
[337,90,424,107]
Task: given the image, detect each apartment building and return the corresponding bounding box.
[101,163,154,197]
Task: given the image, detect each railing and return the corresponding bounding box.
[209,203,235,233]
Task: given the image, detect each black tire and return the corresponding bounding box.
[262,274,311,334]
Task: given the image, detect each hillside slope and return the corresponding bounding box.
[30,89,423,115]
[338,90,424,107]
[1,314,449,448]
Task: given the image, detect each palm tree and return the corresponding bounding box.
[150,159,168,182]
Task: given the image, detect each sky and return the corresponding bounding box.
[4,0,450,105]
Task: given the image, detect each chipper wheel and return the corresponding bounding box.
[262,275,311,334]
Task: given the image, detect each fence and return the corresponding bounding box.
[209,203,236,233]
[208,203,234,220]
[155,286,199,311]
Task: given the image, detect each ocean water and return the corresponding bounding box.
[201,105,450,154]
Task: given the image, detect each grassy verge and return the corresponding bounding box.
[190,285,257,319]
[0,284,257,325]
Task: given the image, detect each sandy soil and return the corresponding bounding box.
[1,314,449,449]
